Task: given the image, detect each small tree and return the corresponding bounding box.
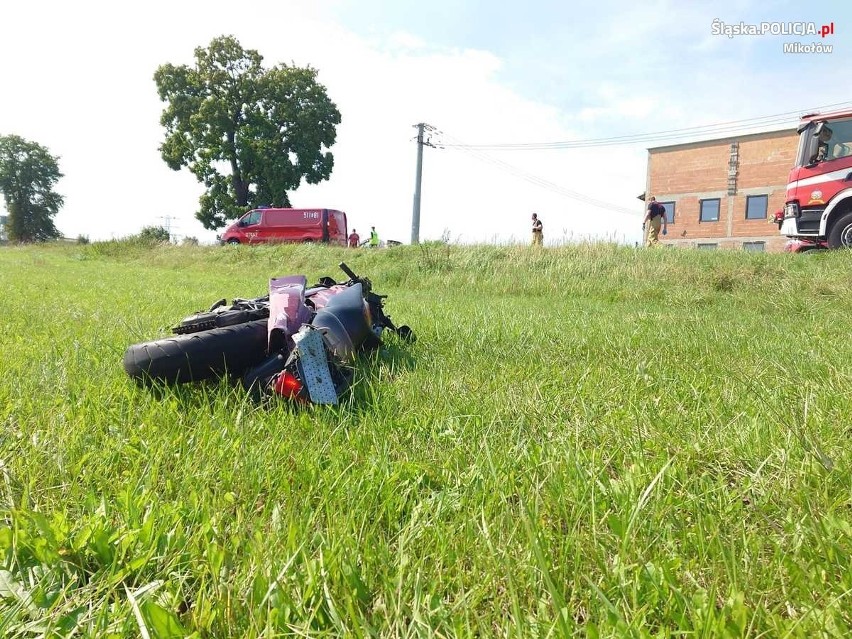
[0,135,64,242]
[137,226,171,243]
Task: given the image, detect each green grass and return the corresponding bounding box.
[1,240,851,637]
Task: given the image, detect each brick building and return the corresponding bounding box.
[645,128,798,251]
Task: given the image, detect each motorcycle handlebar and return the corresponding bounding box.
[338,262,359,282]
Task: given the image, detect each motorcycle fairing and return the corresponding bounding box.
[306,284,350,311]
[268,275,313,353]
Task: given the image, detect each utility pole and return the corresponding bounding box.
[158,215,176,234]
[157,215,180,242]
[411,123,435,244]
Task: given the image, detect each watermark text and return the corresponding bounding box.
[711,20,835,38]
[783,42,833,54]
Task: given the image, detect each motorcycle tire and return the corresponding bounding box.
[123,319,269,384]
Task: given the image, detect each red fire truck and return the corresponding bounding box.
[780,108,852,249]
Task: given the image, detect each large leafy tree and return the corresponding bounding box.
[154,35,342,230]
[0,135,64,242]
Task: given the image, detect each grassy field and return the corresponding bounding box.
[1,240,851,637]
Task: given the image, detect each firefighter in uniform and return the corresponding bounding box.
[643,197,667,246]
[531,213,543,246]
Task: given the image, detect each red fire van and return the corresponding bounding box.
[220,208,347,245]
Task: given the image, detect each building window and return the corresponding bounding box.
[697,243,718,250]
[659,201,675,224]
[700,199,720,222]
[743,241,766,252]
[745,195,768,220]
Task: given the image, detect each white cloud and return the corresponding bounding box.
[385,31,429,52]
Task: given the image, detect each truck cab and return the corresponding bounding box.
[780,109,852,248]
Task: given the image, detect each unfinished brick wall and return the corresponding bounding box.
[647,129,797,251]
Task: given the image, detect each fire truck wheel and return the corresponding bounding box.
[227,238,240,245]
[827,211,852,249]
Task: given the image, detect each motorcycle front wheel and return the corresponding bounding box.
[123,319,269,384]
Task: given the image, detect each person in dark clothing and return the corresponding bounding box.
[348,229,360,248]
[643,197,668,246]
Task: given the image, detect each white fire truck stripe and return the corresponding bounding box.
[788,167,852,190]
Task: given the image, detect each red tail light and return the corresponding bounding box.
[273,371,304,400]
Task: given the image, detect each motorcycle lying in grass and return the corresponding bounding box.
[123,263,414,404]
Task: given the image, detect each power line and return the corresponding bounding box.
[421,101,852,219]
[439,102,851,150]
[437,130,639,217]
[444,117,797,149]
[438,100,852,150]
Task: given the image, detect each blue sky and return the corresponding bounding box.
[332,0,850,135]
[1,0,849,244]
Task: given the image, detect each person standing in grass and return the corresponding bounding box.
[643,196,667,246]
[369,226,379,248]
[531,213,543,246]
[348,228,360,248]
